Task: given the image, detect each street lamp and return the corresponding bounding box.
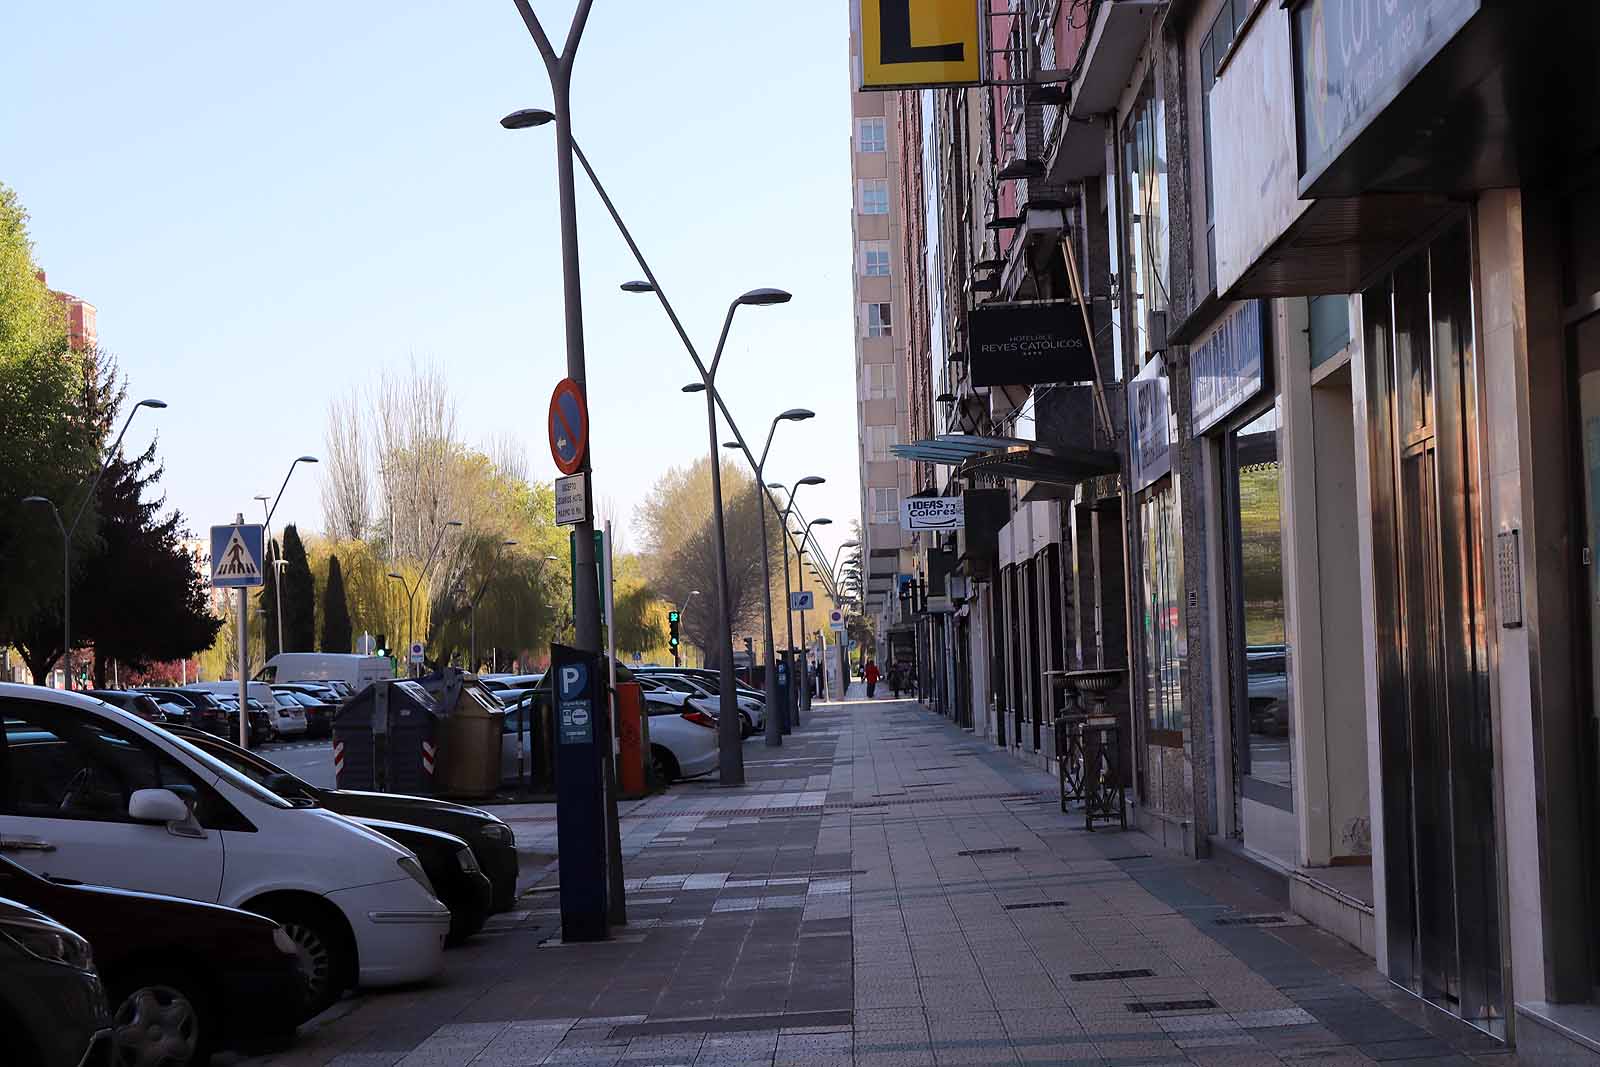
[768,476,824,729]
[255,455,319,658]
[723,408,814,746]
[796,517,833,712]
[387,519,462,676]
[22,397,165,690]
[627,281,792,786]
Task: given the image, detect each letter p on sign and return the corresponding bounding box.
[857,0,982,90]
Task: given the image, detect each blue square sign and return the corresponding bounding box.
[210,524,265,588]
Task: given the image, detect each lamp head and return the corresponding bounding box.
[21,496,50,506]
[778,408,815,422]
[502,539,519,547]
[500,108,555,129]
[136,398,168,410]
[842,539,861,548]
[809,517,834,528]
[682,382,707,394]
[544,555,560,562]
[620,280,654,293]
[253,494,270,502]
[723,441,740,449]
[798,476,825,487]
[295,455,319,465]
[386,572,404,581]
[446,520,464,528]
[766,482,784,490]
[737,288,792,307]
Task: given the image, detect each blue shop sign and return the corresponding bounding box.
[1191,300,1269,435]
[1129,356,1173,493]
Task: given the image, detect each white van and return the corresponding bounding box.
[258,653,392,693]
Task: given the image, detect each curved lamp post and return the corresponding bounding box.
[387,519,462,676]
[767,476,824,730]
[796,517,833,711]
[255,455,318,657]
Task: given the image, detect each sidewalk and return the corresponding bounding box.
[246,693,1516,1066]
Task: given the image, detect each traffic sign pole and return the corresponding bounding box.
[234,513,250,750]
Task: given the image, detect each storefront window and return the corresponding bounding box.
[1228,410,1294,813]
[1141,480,1185,736]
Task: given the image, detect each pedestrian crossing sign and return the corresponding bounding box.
[210,524,265,588]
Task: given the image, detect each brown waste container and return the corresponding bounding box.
[432,678,507,798]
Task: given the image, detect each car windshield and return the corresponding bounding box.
[135,724,296,810]
[289,693,323,707]
[179,733,319,807]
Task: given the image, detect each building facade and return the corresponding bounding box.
[857,0,1600,1056]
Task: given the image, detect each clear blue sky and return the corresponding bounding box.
[2,1,860,571]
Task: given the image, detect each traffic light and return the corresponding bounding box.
[668,610,681,666]
[375,634,389,658]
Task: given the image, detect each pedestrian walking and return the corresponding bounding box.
[864,659,880,698]
[889,664,903,699]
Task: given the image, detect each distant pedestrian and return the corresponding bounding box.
[864,659,880,698]
[889,665,903,699]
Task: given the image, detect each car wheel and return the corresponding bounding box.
[651,745,680,784]
[254,903,349,1020]
[447,905,489,947]
[109,968,211,1067]
[739,712,754,739]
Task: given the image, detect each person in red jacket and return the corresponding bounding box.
[864,659,880,698]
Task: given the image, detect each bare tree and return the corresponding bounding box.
[373,359,461,564]
[486,433,529,485]
[320,390,371,541]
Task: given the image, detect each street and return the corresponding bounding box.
[257,738,338,790]
[238,689,1510,1067]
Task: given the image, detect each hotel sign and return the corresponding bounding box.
[854,0,982,91]
[1191,301,1270,435]
[1292,0,1480,186]
[968,301,1094,387]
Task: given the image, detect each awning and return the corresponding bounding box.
[891,434,1037,466]
[957,442,1119,487]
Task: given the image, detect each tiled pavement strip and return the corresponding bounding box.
[243,688,1515,1067]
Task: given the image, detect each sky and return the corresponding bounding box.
[1,2,861,572]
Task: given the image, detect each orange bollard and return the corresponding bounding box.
[615,682,647,797]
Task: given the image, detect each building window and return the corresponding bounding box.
[858,116,887,153]
[866,425,898,462]
[861,240,891,277]
[865,362,895,399]
[864,302,893,338]
[1141,479,1185,736]
[871,488,899,524]
[860,179,890,215]
[1308,295,1351,369]
[1123,75,1170,358]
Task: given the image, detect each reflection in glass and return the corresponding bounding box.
[1232,409,1294,803]
[1141,480,1184,734]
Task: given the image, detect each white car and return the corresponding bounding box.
[0,684,451,1017]
[639,673,765,736]
[264,689,310,739]
[495,688,718,784]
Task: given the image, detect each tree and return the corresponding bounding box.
[320,391,371,541]
[281,525,316,652]
[321,554,353,653]
[637,457,777,667]
[258,539,281,661]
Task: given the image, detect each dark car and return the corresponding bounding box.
[0,856,302,1063]
[0,896,113,1066]
[272,686,335,739]
[137,687,236,738]
[166,725,517,917]
[85,689,171,724]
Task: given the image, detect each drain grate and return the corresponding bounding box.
[1003,900,1068,911]
[957,846,1022,857]
[1126,999,1218,1013]
[1213,914,1290,927]
[1071,968,1155,982]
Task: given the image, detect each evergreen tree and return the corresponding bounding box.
[259,539,280,660]
[321,554,353,653]
[281,524,316,652]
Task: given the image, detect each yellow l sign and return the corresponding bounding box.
[858,0,983,90]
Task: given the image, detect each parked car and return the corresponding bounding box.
[166,725,520,914]
[0,684,452,1018]
[204,695,274,746]
[272,687,333,739]
[639,672,764,736]
[85,689,171,724]
[643,700,720,782]
[479,672,544,692]
[0,855,302,1063]
[139,687,233,737]
[262,690,309,740]
[0,896,113,1067]
[634,666,765,702]
[1246,647,1290,737]
[257,653,392,694]
[164,727,506,936]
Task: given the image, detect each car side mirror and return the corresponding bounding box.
[128,788,189,824]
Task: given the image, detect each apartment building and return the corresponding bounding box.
[859,0,1600,1056]
[848,21,919,668]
